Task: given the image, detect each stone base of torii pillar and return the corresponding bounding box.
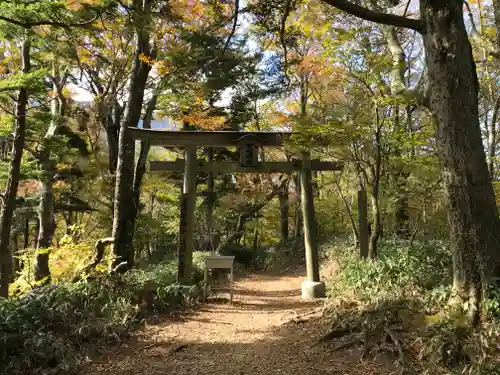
[301,281,326,299]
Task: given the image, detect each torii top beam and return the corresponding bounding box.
[129,128,293,147]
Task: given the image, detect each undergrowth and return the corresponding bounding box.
[1,239,303,375]
[218,239,305,272]
[0,258,205,375]
[323,239,500,375]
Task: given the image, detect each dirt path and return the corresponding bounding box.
[81,270,394,375]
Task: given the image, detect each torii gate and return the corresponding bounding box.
[130,128,343,299]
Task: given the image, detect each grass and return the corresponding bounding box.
[322,238,500,375]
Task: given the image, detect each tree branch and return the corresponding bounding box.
[464,1,499,57]
[200,0,240,71]
[0,86,22,93]
[0,9,100,30]
[216,175,290,252]
[320,0,424,32]
[334,177,359,243]
[280,0,293,85]
[366,0,429,107]
[221,0,240,54]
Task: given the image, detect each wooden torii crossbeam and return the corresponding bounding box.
[149,159,342,173]
[129,128,291,147]
[131,128,343,300]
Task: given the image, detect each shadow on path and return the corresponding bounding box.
[79,270,396,375]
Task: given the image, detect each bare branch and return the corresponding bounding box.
[403,0,411,17]
[221,0,240,54]
[320,0,424,32]
[280,0,293,85]
[199,0,241,71]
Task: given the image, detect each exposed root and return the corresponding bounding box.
[286,305,331,325]
[384,327,404,364]
[168,343,188,355]
[331,338,363,352]
[316,325,359,345]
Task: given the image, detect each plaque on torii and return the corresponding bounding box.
[129,128,343,301]
[236,134,261,167]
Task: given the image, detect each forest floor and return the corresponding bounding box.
[80,266,397,375]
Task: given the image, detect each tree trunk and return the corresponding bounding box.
[0,37,30,298]
[23,217,30,250]
[74,237,114,282]
[128,95,157,266]
[252,227,259,251]
[278,183,290,244]
[487,96,500,178]
[206,148,215,253]
[10,234,19,281]
[216,176,289,253]
[107,101,122,175]
[105,101,122,215]
[96,96,120,215]
[34,57,67,285]
[111,1,154,272]
[293,172,302,238]
[393,106,410,239]
[358,188,369,258]
[368,184,381,260]
[368,103,383,259]
[34,153,55,284]
[32,219,39,248]
[421,0,500,319]
[394,171,410,239]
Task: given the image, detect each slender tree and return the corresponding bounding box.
[0,34,30,297]
[32,54,70,283]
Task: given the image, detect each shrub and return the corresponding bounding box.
[321,239,500,375]
[257,240,305,271]
[0,259,204,375]
[328,239,452,303]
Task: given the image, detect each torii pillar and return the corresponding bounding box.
[177,145,197,284]
[300,151,325,299]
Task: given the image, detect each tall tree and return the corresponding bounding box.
[32,53,70,283]
[320,0,500,323]
[0,34,30,297]
[111,0,155,271]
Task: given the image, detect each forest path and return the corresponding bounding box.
[81,268,394,375]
